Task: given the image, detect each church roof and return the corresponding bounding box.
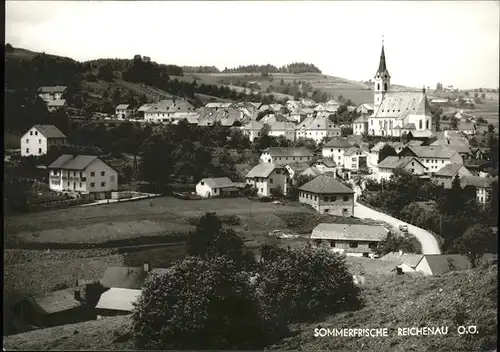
[377,44,388,75]
[372,91,432,120]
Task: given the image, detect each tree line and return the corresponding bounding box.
[222,62,322,74]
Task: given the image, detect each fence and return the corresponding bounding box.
[27,198,91,213]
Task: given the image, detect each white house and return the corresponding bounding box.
[37,86,67,102]
[260,147,314,165]
[399,145,463,174]
[312,158,337,174]
[342,147,370,170]
[245,163,288,197]
[355,103,374,115]
[115,104,134,120]
[352,115,369,135]
[321,138,355,162]
[144,99,195,123]
[295,116,341,144]
[376,156,427,181]
[268,122,296,141]
[47,99,67,112]
[21,124,67,157]
[460,176,497,205]
[48,155,118,200]
[432,164,473,189]
[195,177,238,198]
[241,120,264,142]
[205,102,234,110]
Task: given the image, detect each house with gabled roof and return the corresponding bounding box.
[342,146,370,171]
[95,288,142,319]
[295,115,341,144]
[298,174,354,215]
[195,177,239,198]
[460,176,497,205]
[399,145,463,174]
[376,156,427,181]
[115,104,133,120]
[241,120,264,141]
[432,164,472,189]
[352,115,369,135]
[321,138,356,162]
[21,124,67,157]
[380,251,424,273]
[37,85,67,102]
[312,158,337,174]
[245,163,288,197]
[205,102,234,110]
[48,155,118,200]
[268,121,296,141]
[355,103,374,115]
[414,253,496,276]
[260,147,314,165]
[311,223,389,257]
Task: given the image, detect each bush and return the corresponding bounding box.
[375,232,422,256]
[132,256,281,350]
[256,245,362,323]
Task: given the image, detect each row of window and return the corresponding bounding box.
[274,156,311,161]
[29,130,39,136]
[425,159,445,164]
[314,239,377,249]
[26,148,43,154]
[25,139,42,144]
[301,193,350,202]
[52,170,109,177]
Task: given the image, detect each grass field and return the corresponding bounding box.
[5,261,496,351]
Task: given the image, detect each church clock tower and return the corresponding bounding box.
[374,39,391,109]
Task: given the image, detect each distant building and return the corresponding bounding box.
[312,158,337,174]
[260,147,314,165]
[376,156,427,181]
[37,86,67,102]
[95,288,142,319]
[380,251,424,273]
[245,163,288,197]
[295,116,341,144]
[144,99,195,123]
[311,223,389,257]
[321,138,355,162]
[414,254,496,276]
[460,176,497,205]
[352,115,369,135]
[241,120,264,142]
[48,155,118,200]
[195,177,239,198]
[355,103,374,115]
[47,99,67,112]
[21,124,67,157]
[298,174,354,215]
[399,145,463,174]
[115,104,133,120]
[205,102,234,110]
[268,122,296,141]
[342,146,370,171]
[432,164,473,189]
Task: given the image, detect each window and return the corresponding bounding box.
[30,131,33,136]
[352,157,356,161]
[200,181,204,185]
[384,83,388,91]
[110,175,115,182]
[349,241,359,248]
[26,148,29,153]
[343,195,349,201]
[324,196,329,201]
[338,149,341,152]
[38,139,41,144]
[276,170,281,174]
[79,183,82,188]
[90,172,95,177]
[260,188,263,193]
[442,160,444,164]
[101,171,105,176]
[377,83,380,91]
[26,139,29,143]
[67,182,70,186]
[342,208,348,214]
[426,120,429,129]
[331,196,337,201]
[369,243,377,249]
[270,178,274,184]
[38,148,42,153]
[314,239,322,246]
[101,182,106,187]
[90,182,95,188]
[35,131,38,135]
[329,240,335,247]
[314,195,317,201]
[412,162,414,166]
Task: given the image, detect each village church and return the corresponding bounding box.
[368,43,434,137]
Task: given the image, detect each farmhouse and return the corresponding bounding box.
[21,124,67,157]
[195,177,238,198]
[115,104,133,120]
[376,156,427,181]
[299,174,354,215]
[399,145,463,174]
[260,147,314,164]
[414,254,496,276]
[47,99,67,112]
[37,85,67,102]
[48,155,118,200]
[321,138,355,162]
[295,115,341,144]
[432,164,473,189]
[311,223,389,257]
[95,288,142,319]
[460,176,497,205]
[144,99,195,123]
[245,163,288,197]
[368,44,433,137]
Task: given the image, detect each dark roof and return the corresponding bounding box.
[37,85,67,93]
[430,139,471,154]
[246,163,283,178]
[377,44,388,75]
[311,223,389,242]
[28,285,86,315]
[460,176,497,189]
[32,124,66,139]
[323,138,354,148]
[378,156,424,169]
[48,155,100,170]
[314,158,336,167]
[434,164,467,177]
[264,147,313,158]
[403,146,459,159]
[199,177,234,188]
[299,174,354,194]
[418,254,496,275]
[100,266,148,289]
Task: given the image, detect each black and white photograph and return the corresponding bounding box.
[4,1,498,351]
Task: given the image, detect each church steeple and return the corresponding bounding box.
[377,44,388,74]
[373,36,391,109]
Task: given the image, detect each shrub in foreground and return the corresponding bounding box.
[132,256,280,350]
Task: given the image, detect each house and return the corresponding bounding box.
[260,113,287,125]
[245,163,288,197]
[268,121,296,141]
[314,104,339,114]
[115,104,133,120]
[195,177,239,198]
[352,115,369,135]
[399,145,463,174]
[311,223,389,257]
[300,108,316,118]
[299,174,354,215]
[380,251,424,273]
[205,102,234,110]
[312,158,337,173]
[368,141,406,166]
[95,288,142,319]
[414,254,496,276]
[37,85,67,102]
[295,115,341,144]
[284,162,313,181]
[48,155,118,200]
[460,176,497,205]
[144,99,195,123]
[342,147,370,170]
[100,265,150,289]
[470,147,490,161]
[47,99,67,112]
[18,285,94,328]
[321,138,356,162]
[432,164,473,189]
[376,156,427,181]
[457,120,477,136]
[355,103,374,115]
[289,110,307,123]
[260,147,314,165]
[241,120,264,141]
[286,100,301,111]
[21,124,67,157]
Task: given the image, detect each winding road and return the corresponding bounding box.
[352,184,441,255]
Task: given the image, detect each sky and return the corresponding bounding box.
[6,1,499,89]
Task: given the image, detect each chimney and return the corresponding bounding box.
[399,249,403,256]
[74,290,82,301]
[143,262,150,273]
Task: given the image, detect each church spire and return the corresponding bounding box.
[377,35,388,74]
